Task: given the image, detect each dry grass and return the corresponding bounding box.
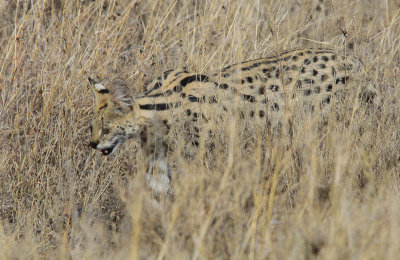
[1,0,400,259]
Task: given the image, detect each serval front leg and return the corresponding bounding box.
[145,149,172,195]
[140,125,172,195]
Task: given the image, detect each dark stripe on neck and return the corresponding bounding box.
[139,102,181,111]
[145,89,173,98]
[144,81,162,95]
[180,74,209,87]
[145,74,210,98]
[163,69,174,79]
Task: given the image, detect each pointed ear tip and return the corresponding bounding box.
[88,77,96,84]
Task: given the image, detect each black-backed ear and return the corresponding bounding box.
[88,77,110,94]
[88,77,110,108]
[109,79,134,110]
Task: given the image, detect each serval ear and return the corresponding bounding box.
[108,79,134,111]
[88,77,110,109]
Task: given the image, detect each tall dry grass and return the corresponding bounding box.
[0,0,399,259]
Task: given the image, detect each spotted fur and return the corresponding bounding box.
[88,48,376,193]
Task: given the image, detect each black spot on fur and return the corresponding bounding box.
[304,89,311,96]
[322,96,331,105]
[321,74,328,82]
[258,86,265,95]
[275,70,280,78]
[335,76,349,85]
[250,111,254,117]
[303,78,315,84]
[292,56,298,61]
[295,80,302,89]
[313,69,318,76]
[301,67,306,73]
[331,54,336,60]
[222,73,230,78]
[272,103,280,111]
[269,84,279,92]
[259,110,265,118]
[342,76,349,84]
[298,52,304,56]
[326,84,332,91]
[180,93,186,98]
[218,83,229,90]
[241,94,256,103]
[313,56,318,62]
[304,58,311,65]
[186,109,191,116]
[246,77,253,83]
[331,67,336,77]
[173,85,182,93]
[249,85,254,89]
[314,86,321,94]
[334,78,340,84]
[291,65,298,70]
[321,56,329,62]
[188,95,205,103]
[262,68,269,74]
[319,64,326,69]
[208,96,218,103]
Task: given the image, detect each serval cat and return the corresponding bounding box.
[88,48,377,193]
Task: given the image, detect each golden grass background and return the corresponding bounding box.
[0,0,400,259]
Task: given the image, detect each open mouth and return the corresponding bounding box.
[100,147,114,155]
[97,140,120,156]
